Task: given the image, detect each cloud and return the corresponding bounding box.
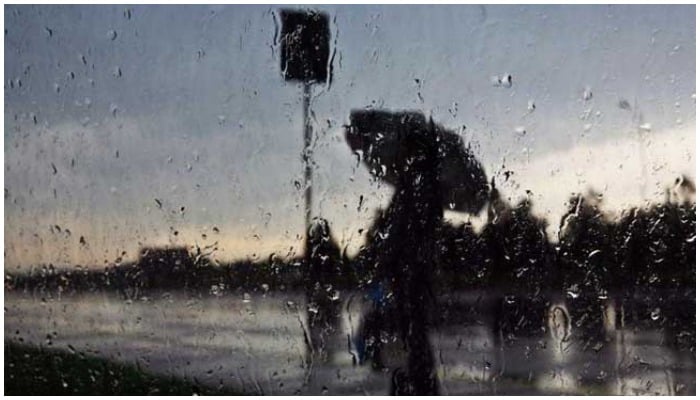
[489,125,696,237]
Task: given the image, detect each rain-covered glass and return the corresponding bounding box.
[5,5,695,395]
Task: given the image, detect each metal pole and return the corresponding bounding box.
[303,82,313,251]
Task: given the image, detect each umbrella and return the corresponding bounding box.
[345,109,489,214]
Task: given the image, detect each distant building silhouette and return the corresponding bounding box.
[137,246,195,289]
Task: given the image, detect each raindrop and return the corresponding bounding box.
[242,293,252,303]
[108,30,118,40]
[502,73,513,87]
[587,249,601,259]
[527,100,536,112]
[618,99,631,110]
[650,307,661,321]
[639,123,652,132]
[493,73,512,88]
[582,87,593,101]
[566,284,580,299]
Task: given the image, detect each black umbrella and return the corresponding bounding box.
[345,109,489,214]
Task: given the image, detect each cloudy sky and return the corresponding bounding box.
[4,5,695,269]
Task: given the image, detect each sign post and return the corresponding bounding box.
[279,9,331,254]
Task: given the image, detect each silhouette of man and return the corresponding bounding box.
[345,109,488,395]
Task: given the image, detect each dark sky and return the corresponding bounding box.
[4,5,695,268]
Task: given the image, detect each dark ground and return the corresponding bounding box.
[4,341,245,396]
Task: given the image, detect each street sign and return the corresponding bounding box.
[279,9,330,83]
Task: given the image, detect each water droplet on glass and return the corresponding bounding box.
[587,249,601,259]
[566,284,580,299]
[498,73,512,88]
[527,100,536,112]
[582,87,593,101]
[618,99,631,110]
[650,307,661,321]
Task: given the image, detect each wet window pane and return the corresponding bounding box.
[5,5,695,395]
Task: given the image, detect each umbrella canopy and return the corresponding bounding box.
[345,109,489,214]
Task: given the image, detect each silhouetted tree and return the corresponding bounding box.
[613,178,695,351]
[557,191,616,347]
[480,183,556,378]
